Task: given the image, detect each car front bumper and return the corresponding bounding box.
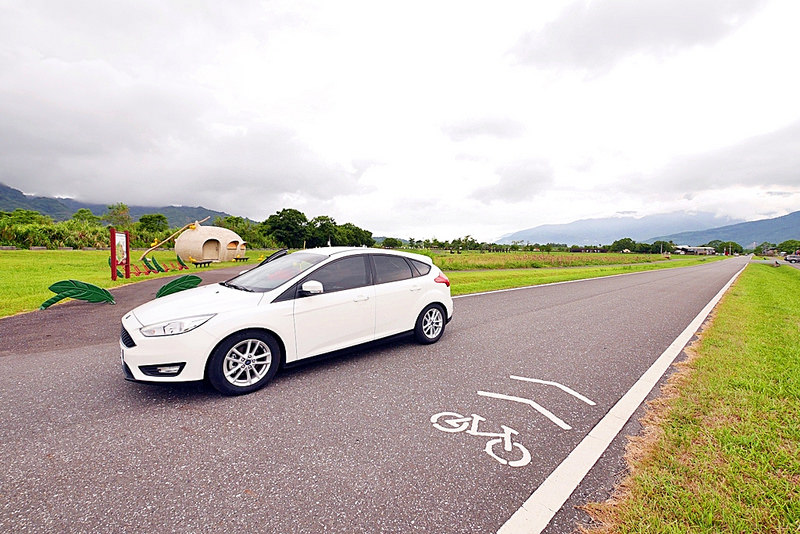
[120,313,214,383]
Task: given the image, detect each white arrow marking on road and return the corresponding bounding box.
[477,391,572,430]
[509,376,597,406]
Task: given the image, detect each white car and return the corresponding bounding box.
[120,247,453,395]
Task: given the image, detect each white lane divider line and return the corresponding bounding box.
[497,262,747,534]
[509,376,597,406]
[477,391,572,431]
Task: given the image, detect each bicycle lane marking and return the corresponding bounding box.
[431,378,598,467]
[509,376,597,406]
[476,391,572,431]
[430,411,533,467]
[497,262,747,534]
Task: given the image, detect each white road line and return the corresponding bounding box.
[497,263,747,534]
[478,391,572,431]
[509,376,596,406]
[451,269,649,300]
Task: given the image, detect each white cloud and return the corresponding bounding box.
[1,0,799,242]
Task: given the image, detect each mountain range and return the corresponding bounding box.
[499,210,799,247]
[0,183,231,228]
[650,210,800,247]
[3,182,798,246]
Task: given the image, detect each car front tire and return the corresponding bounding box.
[208,330,281,395]
[414,304,446,344]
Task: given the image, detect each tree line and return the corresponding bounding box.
[2,203,798,254]
[0,204,375,250]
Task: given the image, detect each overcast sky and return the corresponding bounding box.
[2,0,799,241]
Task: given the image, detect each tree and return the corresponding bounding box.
[381,237,403,248]
[261,209,309,248]
[338,222,375,247]
[307,216,339,248]
[778,240,800,254]
[138,213,169,233]
[650,240,674,254]
[102,202,132,229]
[609,237,636,252]
[0,209,53,225]
[71,208,101,226]
[702,240,724,253]
[702,240,742,254]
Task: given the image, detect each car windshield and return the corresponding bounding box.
[224,252,327,292]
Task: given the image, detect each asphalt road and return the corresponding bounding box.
[0,257,748,533]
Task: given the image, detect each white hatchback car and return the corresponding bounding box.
[120,247,453,395]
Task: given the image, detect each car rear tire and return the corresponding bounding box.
[414,304,445,344]
[208,330,281,395]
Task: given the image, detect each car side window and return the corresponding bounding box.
[305,256,369,293]
[373,255,414,284]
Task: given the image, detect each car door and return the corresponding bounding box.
[293,255,376,359]
[371,254,421,339]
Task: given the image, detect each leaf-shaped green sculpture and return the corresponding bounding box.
[142,257,156,271]
[151,257,166,272]
[156,275,202,298]
[40,280,116,310]
[108,257,123,278]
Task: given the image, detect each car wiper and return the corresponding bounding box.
[220,281,254,292]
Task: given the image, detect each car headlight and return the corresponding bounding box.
[140,314,216,337]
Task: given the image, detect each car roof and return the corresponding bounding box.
[301,247,433,263]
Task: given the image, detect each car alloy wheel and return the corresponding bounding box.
[208,331,281,395]
[414,304,445,344]
[223,338,272,387]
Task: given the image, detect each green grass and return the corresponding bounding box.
[0,250,722,317]
[0,249,269,317]
[587,263,800,533]
[430,251,669,271]
[447,256,723,296]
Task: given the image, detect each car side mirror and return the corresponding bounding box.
[300,280,324,296]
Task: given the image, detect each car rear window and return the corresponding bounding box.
[410,259,431,276]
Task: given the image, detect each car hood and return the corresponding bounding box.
[130,283,266,326]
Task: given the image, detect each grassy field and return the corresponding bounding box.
[0,249,723,317]
[447,255,723,296]
[0,249,267,317]
[429,250,665,270]
[585,263,800,533]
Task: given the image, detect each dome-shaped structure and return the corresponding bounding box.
[175,224,247,263]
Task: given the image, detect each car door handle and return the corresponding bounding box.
[410,285,422,292]
[353,295,370,302]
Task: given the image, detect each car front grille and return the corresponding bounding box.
[120,325,136,348]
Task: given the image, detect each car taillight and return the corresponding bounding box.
[434,273,450,287]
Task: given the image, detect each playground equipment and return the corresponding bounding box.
[174,223,247,263]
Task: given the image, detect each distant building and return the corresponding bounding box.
[673,245,716,255]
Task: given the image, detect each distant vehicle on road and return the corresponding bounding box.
[785,254,800,263]
[120,247,453,395]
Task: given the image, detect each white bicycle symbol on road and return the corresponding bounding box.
[430,376,597,468]
[431,411,532,468]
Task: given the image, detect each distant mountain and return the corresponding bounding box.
[498,212,742,246]
[649,211,800,247]
[0,182,232,227]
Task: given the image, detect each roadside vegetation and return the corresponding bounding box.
[584,263,800,533]
[0,249,250,317]
[2,248,723,318]
[427,250,672,270]
[447,255,723,296]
